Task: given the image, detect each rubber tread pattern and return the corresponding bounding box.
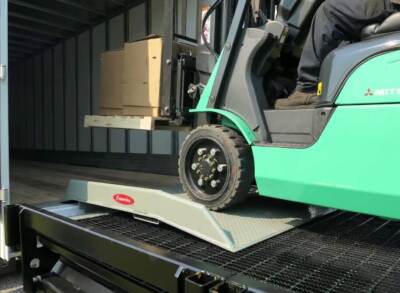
[178,125,254,211]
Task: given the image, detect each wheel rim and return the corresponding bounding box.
[185,137,231,202]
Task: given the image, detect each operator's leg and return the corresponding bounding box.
[297,0,393,93]
[276,0,394,109]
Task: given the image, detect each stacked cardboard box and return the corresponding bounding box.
[99,37,163,117]
[99,50,124,115]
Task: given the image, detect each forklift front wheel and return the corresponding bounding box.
[179,125,254,211]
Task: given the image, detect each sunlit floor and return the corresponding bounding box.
[10,159,179,205]
[0,273,23,293]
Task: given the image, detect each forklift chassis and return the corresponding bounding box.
[180,0,400,219]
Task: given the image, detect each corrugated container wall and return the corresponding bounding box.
[9,0,197,169]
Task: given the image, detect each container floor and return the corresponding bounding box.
[10,160,179,205]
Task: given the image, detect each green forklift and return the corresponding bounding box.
[177,0,400,220]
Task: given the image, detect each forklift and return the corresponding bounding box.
[63,0,400,252]
[173,0,400,220]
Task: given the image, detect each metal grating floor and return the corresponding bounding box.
[80,211,400,293]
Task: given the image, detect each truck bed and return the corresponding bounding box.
[78,211,400,293]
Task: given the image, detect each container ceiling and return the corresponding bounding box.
[8,0,142,62]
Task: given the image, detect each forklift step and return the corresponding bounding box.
[64,180,332,252]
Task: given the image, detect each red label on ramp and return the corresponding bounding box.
[113,194,135,205]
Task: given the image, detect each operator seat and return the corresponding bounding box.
[319,11,400,104]
[361,12,400,39]
[273,9,400,109]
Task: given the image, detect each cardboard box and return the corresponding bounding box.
[123,106,160,117]
[99,50,124,115]
[122,38,163,116]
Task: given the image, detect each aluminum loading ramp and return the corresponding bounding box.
[64,180,332,252]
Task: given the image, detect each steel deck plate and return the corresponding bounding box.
[79,211,400,293]
[64,179,331,252]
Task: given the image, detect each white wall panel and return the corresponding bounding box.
[18,64,26,148]
[108,14,126,153]
[77,31,92,152]
[43,49,54,150]
[151,131,172,155]
[54,44,65,151]
[91,23,107,152]
[14,64,23,148]
[151,0,164,36]
[110,129,126,153]
[128,3,148,154]
[34,55,43,150]
[25,58,35,149]
[65,38,77,151]
[128,130,147,154]
[186,0,198,39]
[151,0,173,155]
[129,3,147,41]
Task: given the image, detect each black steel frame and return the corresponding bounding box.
[207,0,249,109]
[206,0,271,142]
[160,0,176,117]
[19,205,286,293]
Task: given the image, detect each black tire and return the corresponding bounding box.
[178,125,254,211]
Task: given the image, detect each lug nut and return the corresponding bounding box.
[198,179,204,186]
[210,180,220,188]
[210,148,220,156]
[217,164,227,172]
[191,163,198,171]
[197,148,207,156]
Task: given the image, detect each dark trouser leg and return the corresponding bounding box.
[296,0,393,92]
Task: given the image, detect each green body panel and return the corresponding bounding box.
[254,104,400,219]
[336,50,400,104]
[191,108,257,144]
[191,51,257,144]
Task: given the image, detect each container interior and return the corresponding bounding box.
[7,0,202,204]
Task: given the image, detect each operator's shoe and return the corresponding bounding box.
[275,91,319,109]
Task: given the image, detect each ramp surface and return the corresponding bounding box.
[65,180,331,252]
